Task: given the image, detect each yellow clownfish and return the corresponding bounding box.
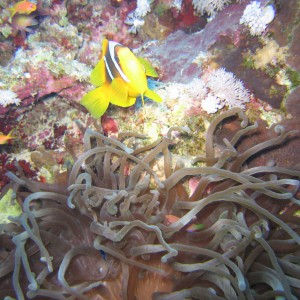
[80,39,163,118]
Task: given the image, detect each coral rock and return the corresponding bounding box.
[142,2,248,82]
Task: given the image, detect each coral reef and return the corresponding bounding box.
[0,2,299,298]
[0,0,298,186]
[192,0,242,17]
[251,39,287,70]
[0,109,300,299]
[151,67,250,117]
[140,1,249,83]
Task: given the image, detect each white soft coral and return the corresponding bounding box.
[0,90,21,107]
[135,0,152,17]
[240,1,276,36]
[124,12,145,34]
[201,68,250,113]
[192,0,235,16]
[125,0,153,34]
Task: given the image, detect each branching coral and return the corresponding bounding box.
[0,109,300,299]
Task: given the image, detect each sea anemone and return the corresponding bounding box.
[0,108,299,299]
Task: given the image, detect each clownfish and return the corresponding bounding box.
[7,1,37,20]
[80,39,163,118]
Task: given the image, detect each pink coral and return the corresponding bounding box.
[14,66,76,107]
[101,115,119,136]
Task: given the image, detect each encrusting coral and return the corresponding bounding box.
[0,109,300,299]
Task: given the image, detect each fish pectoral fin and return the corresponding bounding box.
[144,89,163,103]
[80,87,109,118]
[90,59,106,86]
[138,57,159,78]
[109,78,134,107]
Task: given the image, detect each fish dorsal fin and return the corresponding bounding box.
[102,38,109,56]
[80,87,110,118]
[90,39,109,86]
[110,78,133,107]
[90,59,106,86]
[138,57,159,78]
[144,89,163,103]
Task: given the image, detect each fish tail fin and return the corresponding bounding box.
[7,8,16,20]
[144,89,163,103]
[7,129,17,139]
[80,87,110,119]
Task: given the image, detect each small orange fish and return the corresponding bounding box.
[0,130,16,145]
[8,1,37,20]
[164,214,204,232]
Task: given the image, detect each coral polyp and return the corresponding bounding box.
[0,109,299,299]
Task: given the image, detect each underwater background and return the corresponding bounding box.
[0,0,300,299]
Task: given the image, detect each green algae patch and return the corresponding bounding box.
[0,188,22,223]
[286,68,300,89]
